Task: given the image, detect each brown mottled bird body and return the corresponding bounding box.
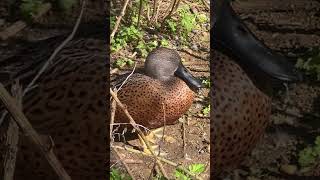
[115,74,195,129]
[211,52,272,176]
[0,33,108,180]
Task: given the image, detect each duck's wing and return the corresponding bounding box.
[111,68,145,90]
[0,35,68,87]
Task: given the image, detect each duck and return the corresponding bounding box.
[112,47,203,153]
[0,24,108,180]
[211,0,302,177]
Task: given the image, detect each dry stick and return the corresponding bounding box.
[110,0,130,41]
[110,98,117,141]
[161,0,177,26]
[3,81,22,180]
[110,89,169,179]
[0,84,71,180]
[172,0,182,13]
[110,83,135,179]
[1,116,19,180]
[161,0,181,27]
[116,62,137,92]
[137,0,144,28]
[182,116,186,158]
[148,103,166,179]
[149,0,158,24]
[159,103,166,154]
[2,81,21,180]
[163,0,177,17]
[200,0,209,10]
[113,145,204,180]
[24,0,87,95]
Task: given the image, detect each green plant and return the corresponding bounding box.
[196,13,208,24]
[164,4,208,44]
[202,105,210,116]
[136,40,159,57]
[201,78,211,88]
[152,174,167,180]
[160,39,170,47]
[20,0,44,19]
[296,47,320,80]
[114,58,134,68]
[178,6,197,37]
[20,0,75,19]
[111,24,144,52]
[110,168,132,180]
[175,163,206,180]
[298,136,320,167]
[166,19,177,33]
[57,0,76,11]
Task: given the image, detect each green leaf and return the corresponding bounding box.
[110,168,132,180]
[202,105,210,116]
[298,147,316,167]
[160,39,170,47]
[58,0,76,11]
[188,163,206,175]
[175,169,191,180]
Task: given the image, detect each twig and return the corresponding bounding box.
[161,0,182,28]
[200,0,209,10]
[159,103,166,154]
[116,62,137,92]
[113,145,204,180]
[110,98,117,142]
[2,81,22,180]
[0,83,71,180]
[110,88,169,178]
[161,0,178,27]
[148,103,167,179]
[182,117,186,158]
[149,0,158,24]
[23,0,86,95]
[110,0,130,41]
[137,0,143,28]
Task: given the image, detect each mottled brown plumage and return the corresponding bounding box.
[0,35,108,180]
[211,51,272,176]
[114,47,201,131]
[115,74,195,129]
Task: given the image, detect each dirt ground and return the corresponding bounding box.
[221,0,320,179]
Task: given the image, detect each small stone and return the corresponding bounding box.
[0,19,4,27]
[247,177,260,180]
[280,164,297,175]
[191,44,199,51]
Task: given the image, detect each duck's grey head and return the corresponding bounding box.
[144,47,203,91]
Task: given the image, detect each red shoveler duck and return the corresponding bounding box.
[112,47,203,154]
